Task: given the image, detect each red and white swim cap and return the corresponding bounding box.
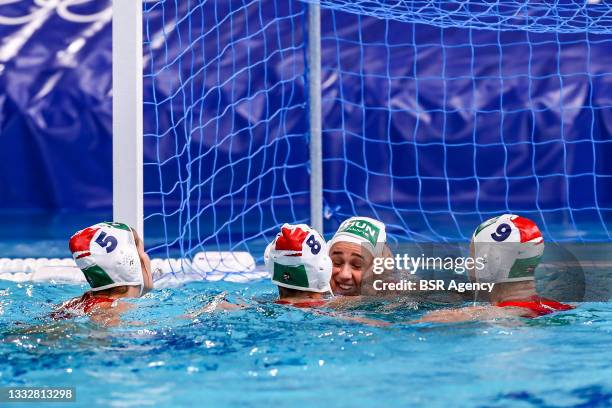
[472,214,544,283]
[69,222,144,294]
[264,224,332,293]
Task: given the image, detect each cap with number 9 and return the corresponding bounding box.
[471,214,544,283]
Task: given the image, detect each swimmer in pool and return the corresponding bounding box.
[187,223,388,326]
[328,216,393,296]
[265,223,333,308]
[185,223,332,315]
[267,223,390,326]
[51,222,153,325]
[415,214,574,323]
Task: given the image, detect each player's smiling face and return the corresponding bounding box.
[329,242,373,296]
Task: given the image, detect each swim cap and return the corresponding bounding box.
[328,216,387,257]
[69,222,144,294]
[471,214,544,283]
[264,224,332,293]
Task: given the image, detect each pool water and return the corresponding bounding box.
[1,279,611,407]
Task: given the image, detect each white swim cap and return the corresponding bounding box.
[69,222,144,295]
[328,216,387,257]
[264,224,332,293]
[471,214,544,283]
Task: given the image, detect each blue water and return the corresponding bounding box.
[1,214,611,406]
[1,280,611,408]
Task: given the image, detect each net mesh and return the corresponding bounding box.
[143,0,612,266]
[317,1,612,244]
[143,0,310,263]
[307,0,612,34]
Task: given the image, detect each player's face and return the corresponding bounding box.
[132,230,153,293]
[329,242,373,296]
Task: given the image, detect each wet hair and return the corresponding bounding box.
[94,286,130,297]
[278,286,302,297]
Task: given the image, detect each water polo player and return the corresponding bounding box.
[328,216,392,296]
[187,223,388,325]
[265,223,390,326]
[265,223,333,307]
[416,214,574,323]
[52,222,153,323]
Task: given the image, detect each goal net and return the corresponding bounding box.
[142,0,612,268]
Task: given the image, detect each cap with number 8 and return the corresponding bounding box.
[264,224,333,293]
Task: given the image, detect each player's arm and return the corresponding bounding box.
[182,292,247,318]
[411,305,528,324]
[88,302,136,326]
[312,308,391,327]
[334,313,391,327]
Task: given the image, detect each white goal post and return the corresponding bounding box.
[111,0,323,239]
[112,0,144,237]
[308,2,323,234]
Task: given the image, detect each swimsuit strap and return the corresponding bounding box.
[51,293,115,319]
[80,292,115,313]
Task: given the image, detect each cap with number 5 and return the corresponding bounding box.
[471,214,544,283]
[69,222,144,294]
[264,224,333,293]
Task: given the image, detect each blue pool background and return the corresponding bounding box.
[1,280,611,408]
